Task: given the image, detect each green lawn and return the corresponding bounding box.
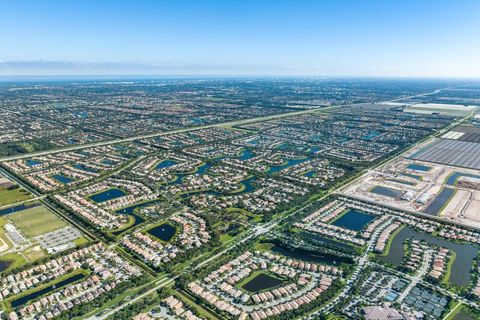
[0,186,32,207]
[8,206,67,238]
[253,242,274,252]
[443,301,462,320]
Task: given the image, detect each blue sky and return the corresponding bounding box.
[1,0,479,77]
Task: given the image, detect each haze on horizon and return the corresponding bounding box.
[1,0,479,78]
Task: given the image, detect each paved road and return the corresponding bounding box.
[307,217,395,318]
[2,87,452,164]
[370,261,480,311]
[2,87,464,318]
[0,165,100,241]
[90,170,356,320]
[89,87,461,319]
[397,248,432,303]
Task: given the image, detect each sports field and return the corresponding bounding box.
[7,206,67,238]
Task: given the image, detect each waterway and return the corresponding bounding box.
[11,273,85,308]
[379,226,478,287]
[0,203,41,216]
[445,172,480,186]
[112,200,158,235]
[195,163,211,174]
[363,131,381,141]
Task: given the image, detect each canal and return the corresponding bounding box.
[11,273,85,308]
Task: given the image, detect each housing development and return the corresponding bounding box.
[0,79,479,320]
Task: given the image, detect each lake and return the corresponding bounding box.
[271,244,350,265]
[423,187,455,215]
[89,188,126,203]
[112,200,157,235]
[331,209,375,231]
[52,174,76,184]
[155,159,177,170]
[370,186,402,198]
[242,273,284,293]
[11,273,85,308]
[407,164,431,172]
[239,149,255,160]
[147,223,177,242]
[379,226,478,287]
[0,260,12,273]
[303,170,316,178]
[73,164,98,173]
[25,159,42,167]
[196,163,211,174]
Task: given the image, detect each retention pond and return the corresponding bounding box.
[379,226,478,287]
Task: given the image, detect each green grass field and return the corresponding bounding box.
[0,186,33,207]
[8,206,67,238]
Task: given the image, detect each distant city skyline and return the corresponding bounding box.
[1,0,480,77]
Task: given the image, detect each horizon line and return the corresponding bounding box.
[1,74,480,81]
